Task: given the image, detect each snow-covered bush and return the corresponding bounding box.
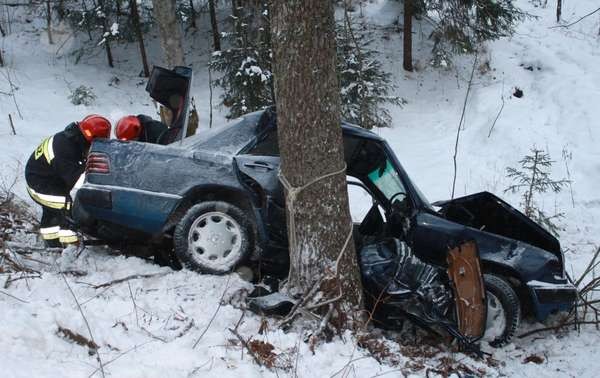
[69,85,97,106]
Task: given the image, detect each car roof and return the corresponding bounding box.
[182,108,385,155]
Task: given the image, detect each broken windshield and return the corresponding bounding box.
[367,159,406,201]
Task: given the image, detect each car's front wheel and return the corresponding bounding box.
[173,201,254,275]
[481,274,521,347]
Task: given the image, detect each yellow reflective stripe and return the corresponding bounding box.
[26,186,68,210]
[43,136,55,163]
[42,232,60,240]
[34,136,55,164]
[59,235,79,244]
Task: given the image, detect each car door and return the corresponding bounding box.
[234,128,287,247]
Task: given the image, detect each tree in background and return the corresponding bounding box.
[211,1,399,126]
[337,13,402,129]
[152,0,185,67]
[426,0,526,67]
[208,0,221,51]
[209,1,273,119]
[402,0,413,71]
[271,0,362,327]
[131,0,150,76]
[505,148,570,236]
[396,0,526,68]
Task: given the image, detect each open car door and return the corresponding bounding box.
[145,66,193,145]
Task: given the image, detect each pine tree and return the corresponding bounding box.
[209,2,274,119]
[425,0,527,65]
[211,2,399,126]
[337,14,402,129]
[505,148,570,236]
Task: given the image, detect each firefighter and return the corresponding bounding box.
[25,115,112,247]
[115,115,168,144]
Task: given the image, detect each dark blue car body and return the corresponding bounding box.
[74,108,576,322]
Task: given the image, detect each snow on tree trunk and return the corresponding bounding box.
[270,0,363,321]
[403,0,413,72]
[152,0,185,67]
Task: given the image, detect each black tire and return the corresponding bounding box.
[173,201,254,275]
[483,274,521,347]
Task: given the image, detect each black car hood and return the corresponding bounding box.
[433,192,561,260]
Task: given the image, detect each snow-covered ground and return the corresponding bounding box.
[1,1,599,377]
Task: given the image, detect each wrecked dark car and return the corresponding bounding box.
[73,67,576,347]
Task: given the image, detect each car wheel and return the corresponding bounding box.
[173,201,254,275]
[482,274,521,347]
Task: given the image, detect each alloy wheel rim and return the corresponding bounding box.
[188,211,243,270]
[482,291,507,342]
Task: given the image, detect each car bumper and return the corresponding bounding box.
[527,279,577,321]
[76,184,181,234]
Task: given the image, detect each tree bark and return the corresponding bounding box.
[270,0,362,321]
[403,0,413,72]
[189,0,197,29]
[208,0,221,51]
[96,0,113,68]
[152,0,185,67]
[46,0,53,44]
[556,0,562,23]
[131,0,150,77]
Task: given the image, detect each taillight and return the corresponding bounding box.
[86,152,110,174]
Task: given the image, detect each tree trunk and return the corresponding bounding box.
[46,0,53,44]
[189,0,197,29]
[270,0,362,322]
[152,0,185,67]
[556,0,562,23]
[403,0,413,72]
[208,0,221,51]
[96,0,113,67]
[131,0,150,77]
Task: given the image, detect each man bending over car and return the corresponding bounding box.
[115,115,168,144]
[25,115,112,247]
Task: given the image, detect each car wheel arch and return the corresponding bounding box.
[480,260,535,316]
[162,185,258,235]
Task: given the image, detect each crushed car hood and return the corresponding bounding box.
[432,192,561,260]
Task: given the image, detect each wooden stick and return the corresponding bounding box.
[8,113,15,135]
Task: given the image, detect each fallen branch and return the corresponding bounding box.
[550,7,600,29]
[61,273,106,378]
[87,272,169,289]
[228,327,266,367]
[488,80,505,138]
[193,275,231,348]
[57,325,99,355]
[5,241,63,254]
[0,289,28,303]
[518,321,600,339]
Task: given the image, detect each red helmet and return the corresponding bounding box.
[116,116,142,141]
[79,114,111,142]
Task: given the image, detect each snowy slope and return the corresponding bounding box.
[2,1,600,377]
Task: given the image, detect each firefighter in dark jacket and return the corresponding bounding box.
[25,115,112,247]
[115,115,168,144]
